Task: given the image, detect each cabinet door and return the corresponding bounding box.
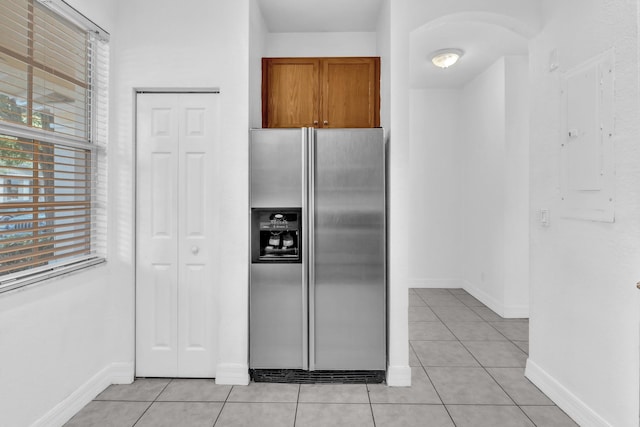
[263,58,320,128]
[321,57,380,128]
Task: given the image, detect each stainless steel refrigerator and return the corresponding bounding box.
[249,128,386,376]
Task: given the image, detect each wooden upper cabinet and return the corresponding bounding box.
[262,57,380,128]
[322,57,380,128]
[262,58,320,128]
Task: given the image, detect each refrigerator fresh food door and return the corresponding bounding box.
[310,128,386,370]
[250,128,304,208]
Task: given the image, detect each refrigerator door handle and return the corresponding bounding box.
[301,128,309,371]
[307,127,316,371]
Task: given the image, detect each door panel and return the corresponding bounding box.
[250,263,304,369]
[151,263,175,350]
[312,129,386,370]
[150,153,174,237]
[263,58,320,128]
[151,107,172,136]
[185,153,205,235]
[179,263,209,376]
[250,129,303,208]
[136,93,219,378]
[184,265,206,346]
[322,58,380,128]
[137,94,180,377]
[177,94,219,377]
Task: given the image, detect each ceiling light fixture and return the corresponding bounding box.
[430,49,464,69]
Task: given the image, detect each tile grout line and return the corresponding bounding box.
[479,363,544,427]
[293,384,301,427]
[366,381,377,427]
[211,383,233,427]
[445,291,526,409]
[130,378,173,427]
[422,290,522,410]
[413,289,471,426]
[444,289,541,426]
[417,364,458,426]
[409,292,455,424]
[467,309,543,427]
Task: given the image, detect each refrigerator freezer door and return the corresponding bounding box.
[311,128,386,370]
[250,263,304,368]
[250,129,304,208]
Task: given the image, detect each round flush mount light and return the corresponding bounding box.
[430,49,464,69]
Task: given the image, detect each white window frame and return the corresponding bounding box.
[0,0,109,293]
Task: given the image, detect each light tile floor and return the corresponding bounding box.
[65,288,579,426]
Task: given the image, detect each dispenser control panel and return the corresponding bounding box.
[251,209,301,263]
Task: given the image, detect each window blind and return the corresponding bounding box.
[0,0,108,291]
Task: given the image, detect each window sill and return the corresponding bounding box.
[0,258,106,295]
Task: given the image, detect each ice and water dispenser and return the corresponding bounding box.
[251,209,301,263]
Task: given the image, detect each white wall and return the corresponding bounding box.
[385,0,412,386]
[111,0,251,386]
[460,56,530,317]
[526,0,640,425]
[377,0,411,387]
[408,89,464,288]
[250,0,268,127]
[503,56,529,314]
[0,2,127,427]
[461,59,507,310]
[265,32,377,57]
[377,1,391,130]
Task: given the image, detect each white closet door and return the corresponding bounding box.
[136,93,219,378]
[176,94,219,377]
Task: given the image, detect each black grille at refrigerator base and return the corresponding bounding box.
[250,369,385,384]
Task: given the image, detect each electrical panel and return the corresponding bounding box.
[560,49,615,222]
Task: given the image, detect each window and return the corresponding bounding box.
[0,0,108,292]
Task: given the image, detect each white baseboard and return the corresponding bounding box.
[463,281,529,319]
[31,362,134,427]
[108,361,135,385]
[502,304,529,318]
[386,364,412,387]
[408,278,466,289]
[215,363,250,385]
[525,359,612,427]
[463,280,504,316]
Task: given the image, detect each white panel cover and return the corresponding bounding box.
[560,50,615,222]
[566,65,601,191]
